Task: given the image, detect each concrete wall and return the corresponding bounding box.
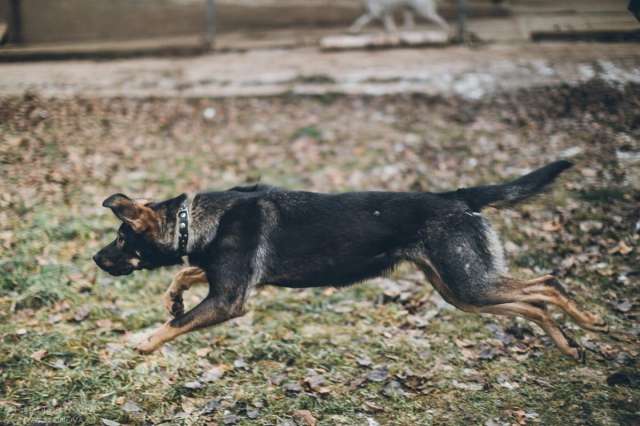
[2,0,209,44]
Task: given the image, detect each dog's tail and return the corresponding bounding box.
[444,160,573,212]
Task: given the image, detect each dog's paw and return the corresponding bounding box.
[584,314,609,333]
[170,299,184,318]
[135,335,164,354]
[163,291,184,318]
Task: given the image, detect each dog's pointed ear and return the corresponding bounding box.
[103,193,159,233]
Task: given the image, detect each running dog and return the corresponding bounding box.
[94,161,607,359]
[350,0,450,33]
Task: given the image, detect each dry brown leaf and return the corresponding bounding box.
[541,219,562,232]
[196,347,212,357]
[293,410,317,426]
[608,241,633,255]
[200,364,229,382]
[30,350,47,361]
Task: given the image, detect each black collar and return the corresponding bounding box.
[177,200,189,256]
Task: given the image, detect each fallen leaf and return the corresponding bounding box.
[200,399,221,415]
[51,359,66,370]
[200,364,228,382]
[363,401,385,413]
[270,373,287,386]
[96,319,113,329]
[293,409,317,426]
[382,380,406,398]
[183,380,203,389]
[223,414,239,425]
[452,380,483,391]
[196,347,212,357]
[122,400,142,413]
[304,373,330,394]
[478,344,498,360]
[541,219,562,232]
[356,355,372,367]
[30,350,47,361]
[283,382,303,394]
[579,220,603,233]
[496,374,519,390]
[349,376,367,390]
[614,299,633,313]
[608,240,633,255]
[73,304,91,322]
[181,397,199,414]
[367,367,389,383]
[233,358,248,369]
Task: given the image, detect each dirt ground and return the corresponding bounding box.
[0,43,639,425]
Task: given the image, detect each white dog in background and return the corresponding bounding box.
[350,0,450,33]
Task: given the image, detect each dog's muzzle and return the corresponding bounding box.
[93,253,134,276]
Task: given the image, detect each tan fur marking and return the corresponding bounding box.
[136,321,193,353]
[478,302,581,359]
[490,276,607,332]
[128,203,160,234]
[163,267,208,315]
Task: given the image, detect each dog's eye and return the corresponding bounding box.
[116,236,125,247]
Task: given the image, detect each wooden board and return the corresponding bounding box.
[320,31,449,51]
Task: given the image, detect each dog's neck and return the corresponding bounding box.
[170,192,230,264]
[174,195,193,262]
[176,199,189,255]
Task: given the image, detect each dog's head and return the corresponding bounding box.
[93,193,185,276]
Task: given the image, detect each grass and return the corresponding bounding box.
[0,86,639,425]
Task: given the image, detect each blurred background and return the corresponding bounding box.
[0,0,637,53]
[0,1,638,425]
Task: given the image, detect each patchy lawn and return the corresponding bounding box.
[0,81,638,425]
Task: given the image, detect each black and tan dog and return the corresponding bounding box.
[94,161,607,358]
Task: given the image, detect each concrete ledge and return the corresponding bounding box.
[0,36,208,62]
[320,31,449,51]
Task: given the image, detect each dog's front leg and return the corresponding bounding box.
[163,267,208,317]
[350,13,374,33]
[403,10,416,30]
[383,13,398,33]
[137,291,247,353]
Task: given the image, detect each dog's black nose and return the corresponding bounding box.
[92,255,100,264]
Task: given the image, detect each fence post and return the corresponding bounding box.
[206,0,216,49]
[457,0,467,43]
[8,0,22,44]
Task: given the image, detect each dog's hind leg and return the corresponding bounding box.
[477,302,584,360]
[413,258,586,360]
[163,267,208,318]
[500,276,608,333]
